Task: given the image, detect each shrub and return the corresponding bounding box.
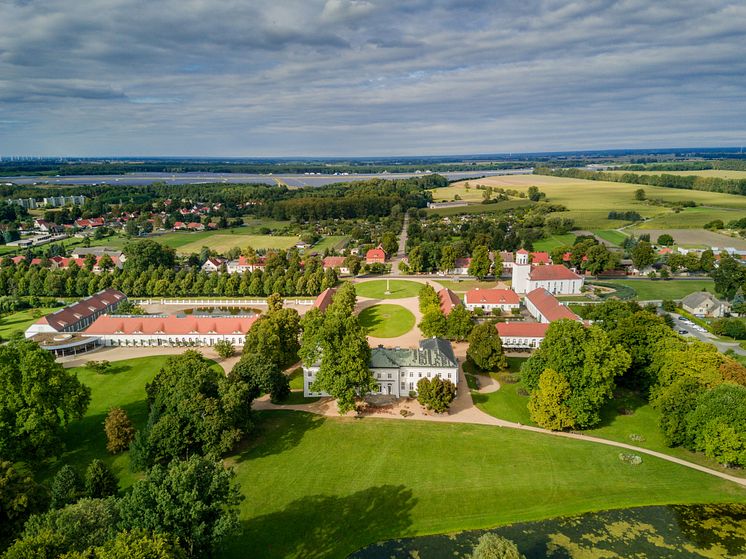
[85,360,112,374]
[213,339,235,359]
[417,377,456,413]
[84,459,118,499]
[618,453,643,465]
[470,533,525,559]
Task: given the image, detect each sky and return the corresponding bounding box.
[1,0,745,157]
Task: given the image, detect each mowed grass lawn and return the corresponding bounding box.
[0,307,59,340]
[354,279,422,299]
[359,304,415,337]
[225,411,746,559]
[593,229,628,246]
[473,374,746,481]
[444,175,746,229]
[597,279,715,300]
[532,233,576,251]
[48,356,224,488]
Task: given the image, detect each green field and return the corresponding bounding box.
[47,356,224,487]
[532,233,576,251]
[633,206,746,229]
[311,235,349,252]
[443,175,746,229]
[46,356,746,559]
[152,229,300,254]
[226,412,745,559]
[358,304,415,337]
[424,199,533,217]
[0,307,59,340]
[473,375,746,480]
[593,229,628,246]
[354,279,422,299]
[594,279,715,300]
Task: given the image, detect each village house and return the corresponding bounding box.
[463,288,520,313]
[226,255,267,274]
[322,256,350,275]
[438,288,462,316]
[304,338,458,398]
[446,257,471,275]
[201,257,226,273]
[365,245,387,264]
[681,291,730,318]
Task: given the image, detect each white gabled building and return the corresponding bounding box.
[512,250,584,294]
[304,338,459,398]
[463,288,520,312]
[496,322,549,349]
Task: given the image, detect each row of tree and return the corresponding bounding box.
[417,283,474,341]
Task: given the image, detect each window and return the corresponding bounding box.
[418,372,422,378]
[387,373,392,379]
[409,383,414,390]
[401,383,405,390]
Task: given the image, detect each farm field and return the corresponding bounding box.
[429,183,490,202]
[424,199,532,217]
[593,229,628,246]
[359,304,415,337]
[608,169,746,179]
[633,207,746,232]
[442,175,746,230]
[152,229,300,254]
[225,411,745,559]
[0,307,59,340]
[354,279,422,299]
[532,233,576,251]
[626,228,746,250]
[592,279,715,300]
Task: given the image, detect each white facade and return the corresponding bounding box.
[87,333,246,348]
[304,364,459,398]
[512,251,583,295]
[526,277,583,295]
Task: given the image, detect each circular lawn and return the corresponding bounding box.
[354,279,423,299]
[358,304,416,338]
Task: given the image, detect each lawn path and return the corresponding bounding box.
[254,361,746,489]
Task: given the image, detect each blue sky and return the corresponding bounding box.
[1,0,744,156]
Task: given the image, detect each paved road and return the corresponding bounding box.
[387,212,410,276]
[666,311,746,355]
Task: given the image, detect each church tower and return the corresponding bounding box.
[512,249,531,293]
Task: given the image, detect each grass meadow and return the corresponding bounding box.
[44,356,746,558]
[354,279,422,299]
[358,304,416,337]
[439,175,746,230]
[593,279,716,300]
[0,307,59,340]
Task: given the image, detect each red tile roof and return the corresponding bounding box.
[525,288,580,322]
[438,288,462,315]
[529,264,581,281]
[366,245,387,262]
[323,256,346,268]
[313,287,336,312]
[453,257,471,268]
[530,251,551,265]
[465,288,520,305]
[85,314,257,336]
[497,322,549,338]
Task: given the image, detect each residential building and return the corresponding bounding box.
[201,257,226,273]
[74,217,105,228]
[313,287,337,312]
[44,195,86,207]
[464,288,520,312]
[498,251,515,273]
[83,315,257,348]
[438,288,462,316]
[681,291,730,318]
[524,288,581,323]
[366,245,387,264]
[70,247,125,261]
[530,251,552,265]
[446,257,472,275]
[304,338,458,398]
[323,256,350,275]
[8,198,38,209]
[226,255,266,274]
[512,250,583,294]
[497,322,549,349]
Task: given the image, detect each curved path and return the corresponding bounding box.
[255,364,746,489]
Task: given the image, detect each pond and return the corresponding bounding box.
[349,504,746,558]
[181,306,261,316]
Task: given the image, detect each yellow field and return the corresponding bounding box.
[437,175,746,229]
[608,169,746,179]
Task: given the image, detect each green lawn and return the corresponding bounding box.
[472,373,746,480]
[47,356,224,488]
[532,233,576,252]
[0,307,59,340]
[224,411,746,559]
[311,236,349,252]
[354,279,422,299]
[359,304,415,337]
[592,279,715,300]
[593,229,628,246]
[152,230,300,254]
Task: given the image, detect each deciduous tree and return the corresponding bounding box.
[417,377,457,413]
[85,459,119,499]
[528,369,576,430]
[468,245,491,280]
[467,322,507,371]
[104,407,135,454]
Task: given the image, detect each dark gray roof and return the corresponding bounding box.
[369,338,457,369]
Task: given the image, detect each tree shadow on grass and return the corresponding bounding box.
[232,410,325,463]
[226,485,417,559]
[593,389,648,430]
